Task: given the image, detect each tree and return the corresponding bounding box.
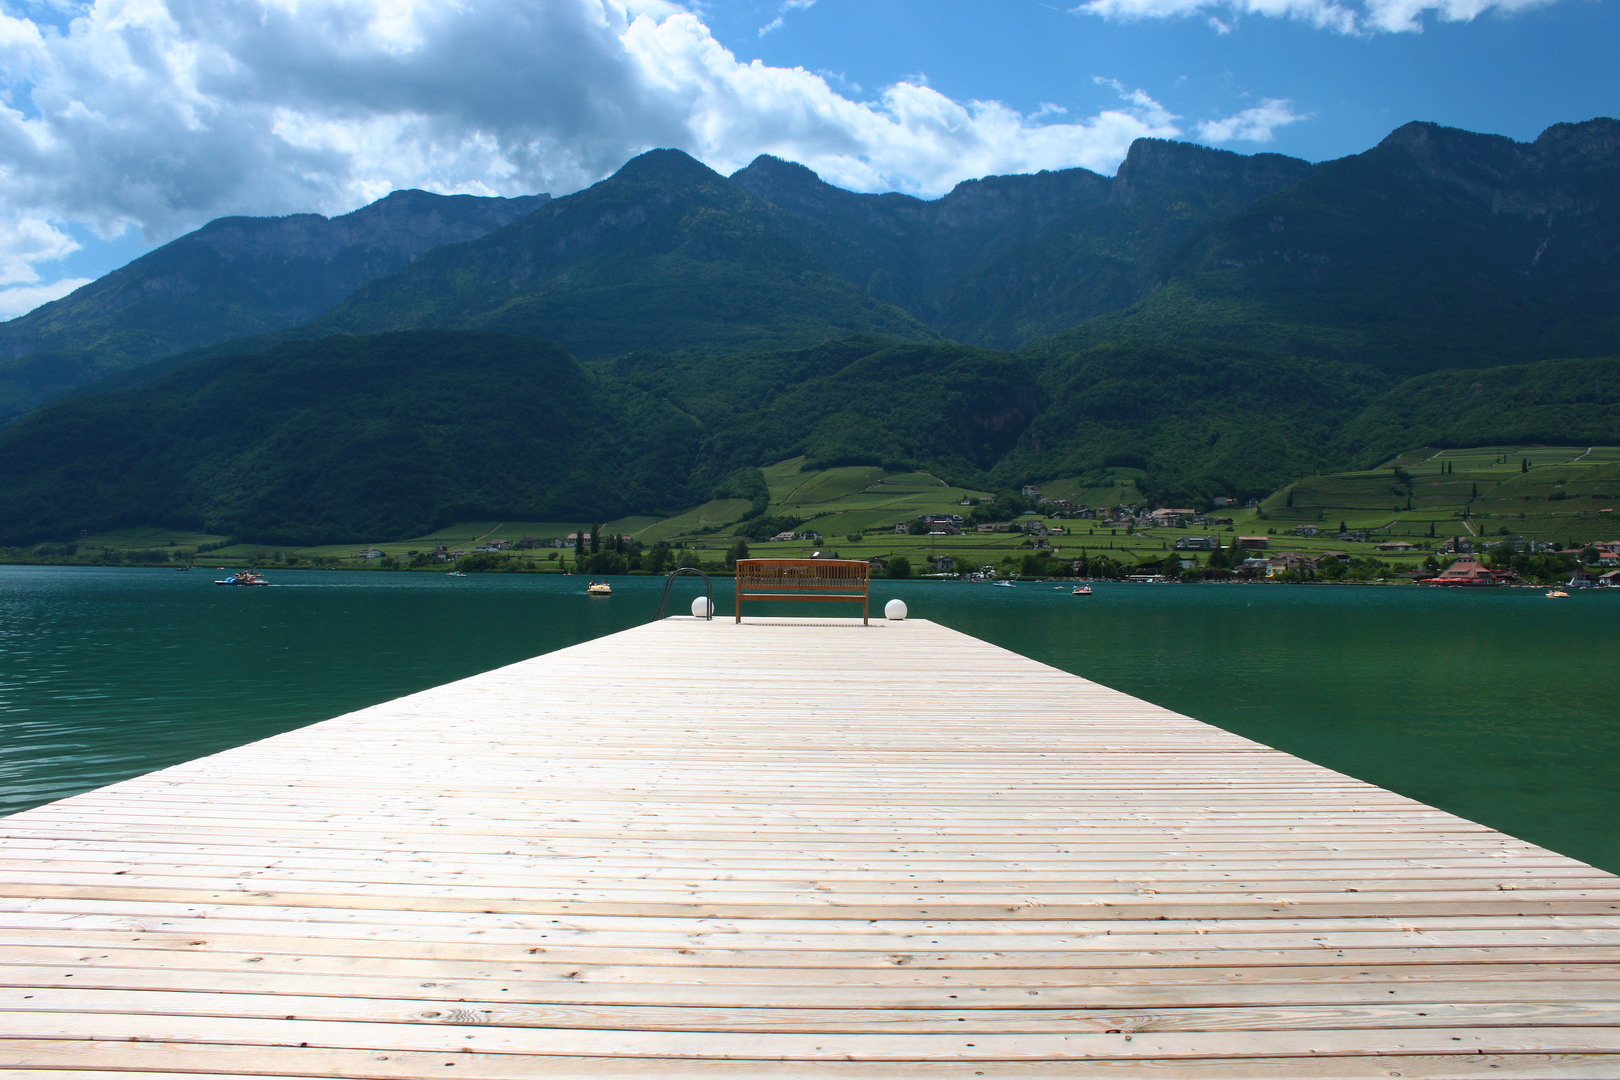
[1522,458,1530,473]
[1338,520,1348,536]
[888,555,912,579]
[726,537,750,568]
[646,540,673,576]
[1286,487,1294,508]
[590,524,600,554]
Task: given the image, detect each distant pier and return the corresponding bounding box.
[4,617,1619,1077]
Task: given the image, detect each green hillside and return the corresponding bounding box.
[1055,120,1620,376]
[1263,445,1620,543]
[0,191,548,426]
[311,150,936,359]
[0,332,702,546]
[1338,356,1620,464]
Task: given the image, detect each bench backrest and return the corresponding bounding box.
[735,559,870,593]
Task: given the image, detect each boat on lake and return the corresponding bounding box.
[587,581,612,596]
[992,580,1015,589]
[447,570,466,577]
[1073,585,1092,595]
[1546,589,1570,598]
[214,570,269,587]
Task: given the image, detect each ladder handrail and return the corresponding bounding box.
[653,567,715,621]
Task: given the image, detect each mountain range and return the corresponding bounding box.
[0,117,1616,545]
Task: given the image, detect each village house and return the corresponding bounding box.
[1175,536,1219,551]
[1424,559,1510,585]
[1213,496,1237,507]
[432,546,452,562]
[1442,537,1474,555]
[934,555,957,572]
[1021,485,1041,497]
[1337,531,1369,543]
[928,524,962,535]
[867,557,889,573]
[1376,540,1417,552]
[1266,552,1316,577]
[1238,556,1272,574]
[770,531,796,543]
[1149,508,1197,527]
[1294,525,1319,537]
[1569,566,1600,587]
[1601,569,1620,587]
[800,530,824,542]
[358,548,384,559]
[1236,536,1270,550]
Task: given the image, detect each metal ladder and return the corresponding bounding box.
[652,567,715,621]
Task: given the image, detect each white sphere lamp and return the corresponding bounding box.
[691,595,713,617]
[885,599,907,621]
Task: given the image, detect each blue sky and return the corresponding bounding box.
[0,0,1614,318]
[702,0,1618,163]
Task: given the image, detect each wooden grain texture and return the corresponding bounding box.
[2,616,1617,1078]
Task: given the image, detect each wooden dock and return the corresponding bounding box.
[3,616,1619,1078]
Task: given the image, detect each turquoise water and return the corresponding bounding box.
[3,566,1617,872]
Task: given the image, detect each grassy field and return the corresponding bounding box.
[77,527,230,551]
[1265,445,1619,546]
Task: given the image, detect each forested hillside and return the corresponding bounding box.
[0,333,700,545]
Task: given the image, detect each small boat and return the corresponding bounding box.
[991,580,1015,589]
[1073,585,1093,595]
[1546,589,1569,598]
[447,570,467,577]
[214,570,269,586]
[174,565,192,571]
[587,581,613,596]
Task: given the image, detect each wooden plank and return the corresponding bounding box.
[2,616,1617,1077]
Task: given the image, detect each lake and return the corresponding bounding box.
[3,565,1616,873]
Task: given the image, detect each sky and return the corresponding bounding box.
[0,0,1614,319]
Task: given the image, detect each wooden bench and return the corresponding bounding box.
[735,558,871,624]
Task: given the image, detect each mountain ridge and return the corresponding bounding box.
[0,188,551,424]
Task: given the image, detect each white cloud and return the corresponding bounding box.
[1072,0,1555,33]
[1196,99,1310,143]
[0,277,92,320]
[0,0,1278,319]
[0,215,81,287]
[760,0,817,36]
